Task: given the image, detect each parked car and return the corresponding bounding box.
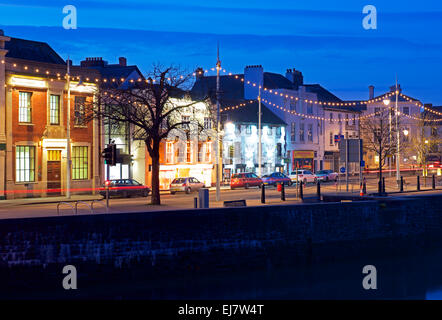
[289,170,317,184]
[315,170,339,182]
[99,179,150,198]
[262,172,292,187]
[170,177,205,194]
[230,172,263,189]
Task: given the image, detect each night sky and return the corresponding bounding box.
[1,0,441,104]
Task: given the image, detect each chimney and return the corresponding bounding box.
[285,68,303,89]
[0,29,10,50]
[369,85,374,100]
[244,65,264,100]
[80,57,106,68]
[195,67,204,79]
[119,57,127,67]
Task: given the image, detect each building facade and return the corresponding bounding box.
[0,31,100,199]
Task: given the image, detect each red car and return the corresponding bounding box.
[230,172,263,189]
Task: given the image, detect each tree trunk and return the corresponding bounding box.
[150,139,161,205]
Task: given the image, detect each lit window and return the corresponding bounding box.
[308,124,313,142]
[166,141,174,163]
[16,146,35,182]
[19,92,32,123]
[246,125,251,134]
[74,96,86,126]
[374,155,379,164]
[50,95,60,125]
[72,146,88,180]
[205,142,212,162]
[186,141,192,163]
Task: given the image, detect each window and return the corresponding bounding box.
[345,114,349,126]
[19,92,32,123]
[228,145,234,159]
[205,142,212,162]
[432,127,438,137]
[291,123,296,142]
[246,125,251,134]
[299,123,305,142]
[186,141,192,163]
[49,94,60,125]
[352,115,356,125]
[329,113,333,123]
[329,132,333,146]
[307,103,313,114]
[276,127,281,137]
[181,116,190,130]
[403,106,409,115]
[290,100,297,111]
[166,141,174,163]
[267,127,272,136]
[74,96,86,126]
[72,146,88,180]
[204,117,212,129]
[338,114,342,123]
[277,143,282,157]
[308,124,313,142]
[15,146,35,182]
[235,125,241,134]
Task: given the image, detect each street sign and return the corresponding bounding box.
[340,167,346,173]
[339,139,363,163]
[334,134,344,143]
[360,160,365,167]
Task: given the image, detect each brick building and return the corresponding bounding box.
[0,30,100,199]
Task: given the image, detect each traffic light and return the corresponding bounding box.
[102,144,117,166]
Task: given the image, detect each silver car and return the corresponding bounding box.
[170,177,205,194]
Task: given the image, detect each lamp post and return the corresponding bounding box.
[258,83,262,178]
[383,98,391,177]
[215,46,221,202]
[395,80,400,184]
[66,58,71,199]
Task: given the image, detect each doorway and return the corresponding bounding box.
[47,150,61,196]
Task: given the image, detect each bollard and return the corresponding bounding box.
[400,176,404,192]
[261,184,266,204]
[317,180,321,198]
[299,181,304,200]
[382,177,386,193]
[378,180,382,194]
[363,178,367,194]
[194,197,198,208]
[281,183,286,201]
[433,175,436,189]
[198,188,209,208]
[417,175,420,191]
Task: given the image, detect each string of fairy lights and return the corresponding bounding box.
[4,60,442,121]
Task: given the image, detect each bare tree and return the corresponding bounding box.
[89,65,208,205]
[405,111,442,178]
[360,108,398,191]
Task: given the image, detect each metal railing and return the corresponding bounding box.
[57,199,108,216]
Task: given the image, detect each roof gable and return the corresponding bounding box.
[5,37,65,64]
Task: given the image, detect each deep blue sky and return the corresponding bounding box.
[1,0,441,104]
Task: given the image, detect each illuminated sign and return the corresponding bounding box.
[10,77,47,88]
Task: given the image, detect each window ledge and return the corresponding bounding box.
[15,181,38,185]
[73,125,88,129]
[18,123,34,126]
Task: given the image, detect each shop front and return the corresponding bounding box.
[292,150,315,171]
[159,164,214,190]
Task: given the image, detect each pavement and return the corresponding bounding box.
[0,176,441,220]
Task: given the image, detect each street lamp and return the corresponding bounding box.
[403,129,409,137]
[383,99,392,176]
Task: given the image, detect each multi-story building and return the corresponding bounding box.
[243,65,362,173]
[191,69,287,178]
[0,30,100,199]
